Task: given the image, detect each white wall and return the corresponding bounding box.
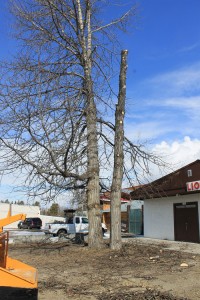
[144,193,200,240]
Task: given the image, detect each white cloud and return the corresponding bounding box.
[156,95,200,123]
[148,62,200,96]
[163,96,200,109]
[132,136,200,183]
[153,136,200,171]
[178,43,200,53]
[125,120,173,141]
[127,61,200,141]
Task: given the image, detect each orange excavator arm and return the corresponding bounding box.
[0,209,26,233]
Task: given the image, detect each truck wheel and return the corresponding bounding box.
[57,229,67,237]
[102,228,105,236]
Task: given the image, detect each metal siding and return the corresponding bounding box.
[129,209,143,235]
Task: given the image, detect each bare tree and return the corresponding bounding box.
[0,1,168,249]
[0,0,136,249]
[110,50,128,250]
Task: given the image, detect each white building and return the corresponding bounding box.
[131,160,200,243]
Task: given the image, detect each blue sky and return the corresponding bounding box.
[119,0,200,169]
[0,0,200,201]
[124,0,200,142]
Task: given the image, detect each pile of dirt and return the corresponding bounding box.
[9,239,199,299]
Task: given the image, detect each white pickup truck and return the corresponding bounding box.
[44,216,107,237]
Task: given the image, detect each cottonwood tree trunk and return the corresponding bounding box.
[86,96,104,248]
[76,0,104,249]
[85,74,104,249]
[110,50,128,250]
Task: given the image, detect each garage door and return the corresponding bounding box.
[174,202,199,243]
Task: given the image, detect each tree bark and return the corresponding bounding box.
[85,72,104,249]
[76,0,104,249]
[110,50,128,250]
[86,102,104,248]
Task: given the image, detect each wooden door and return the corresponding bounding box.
[174,202,199,243]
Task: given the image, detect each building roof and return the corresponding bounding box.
[130,159,200,200]
[100,186,142,202]
[121,185,142,194]
[100,194,129,203]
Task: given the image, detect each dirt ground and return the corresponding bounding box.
[9,237,200,300]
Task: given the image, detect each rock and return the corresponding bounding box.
[180,263,188,267]
[150,256,159,260]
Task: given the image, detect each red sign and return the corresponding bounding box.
[187,181,200,192]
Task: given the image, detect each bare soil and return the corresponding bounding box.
[9,238,200,300]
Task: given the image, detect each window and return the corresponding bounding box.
[82,218,89,224]
[187,169,192,177]
[75,217,80,224]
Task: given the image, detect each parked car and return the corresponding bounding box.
[17,221,23,229]
[18,217,42,229]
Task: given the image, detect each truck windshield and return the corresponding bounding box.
[82,218,89,224]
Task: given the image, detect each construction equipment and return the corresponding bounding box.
[0,208,38,299]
